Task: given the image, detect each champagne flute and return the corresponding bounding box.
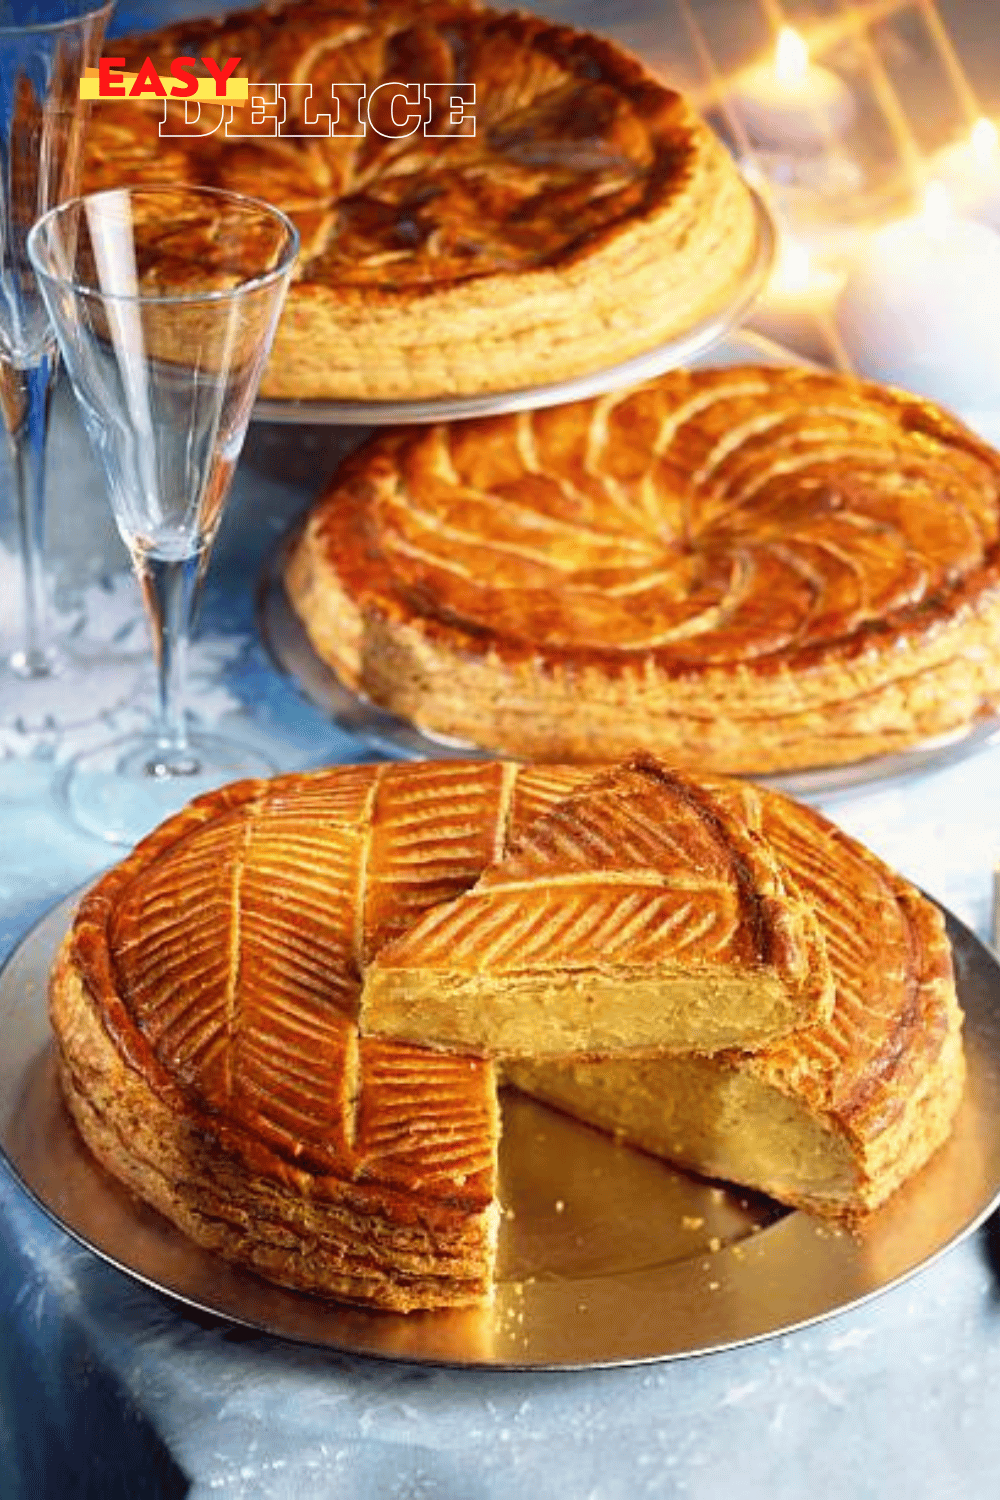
[28,184,299,843]
[0,0,112,717]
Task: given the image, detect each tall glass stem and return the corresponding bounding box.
[137,548,203,777]
[2,349,57,679]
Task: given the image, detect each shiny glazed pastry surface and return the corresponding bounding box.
[286,364,1000,770]
[82,0,759,397]
[50,759,963,1311]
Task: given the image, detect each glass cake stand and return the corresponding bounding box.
[252,191,776,427]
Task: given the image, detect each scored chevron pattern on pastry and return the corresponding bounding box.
[87,763,580,1200]
[229,806,365,1163]
[373,886,744,973]
[699,769,920,1070]
[506,765,590,838]
[84,758,830,1193]
[386,762,763,970]
[749,796,923,1101]
[355,1036,495,1196]
[99,768,507,1194]
[362,760,514,961]
[108,807,252,1102]
[88,760,953,1159]
[360,757,835,1057]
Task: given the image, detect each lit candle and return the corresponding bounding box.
[928,117,1000,233]
[728,27,855,153]
[835,184,1000,417]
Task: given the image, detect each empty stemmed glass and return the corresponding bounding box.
[0,0,112,724]
[28,184,299,843]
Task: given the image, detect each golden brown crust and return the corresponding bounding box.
[286,366,1000,772]
[82,1,759,399]
[508,769,965,1218]
[52,944,498,1310]
[51,759,964,1307]
[63,766,506,1309]
[710,781,963,1151]
[58,759,607,1308]
[505,765,963,1163]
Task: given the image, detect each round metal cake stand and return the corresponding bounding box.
[252,191,776,427]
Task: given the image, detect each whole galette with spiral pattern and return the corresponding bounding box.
[285,364,1000,772]
[82,0,760,400]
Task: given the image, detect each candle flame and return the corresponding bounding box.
[972,116,999,164]
[775,26,809,86]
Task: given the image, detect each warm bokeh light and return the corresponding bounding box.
[774,236,812,293]
[922,180,955,230]
[775,26,809,87]
[972,116,999,163]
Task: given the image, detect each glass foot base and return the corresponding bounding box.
[61,731,276,846]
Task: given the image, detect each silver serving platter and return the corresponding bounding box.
[1,892,999,1369]
[252,193,775,427]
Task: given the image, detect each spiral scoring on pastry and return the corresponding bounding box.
[345,366,1000,664]
[83,0,696,291]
